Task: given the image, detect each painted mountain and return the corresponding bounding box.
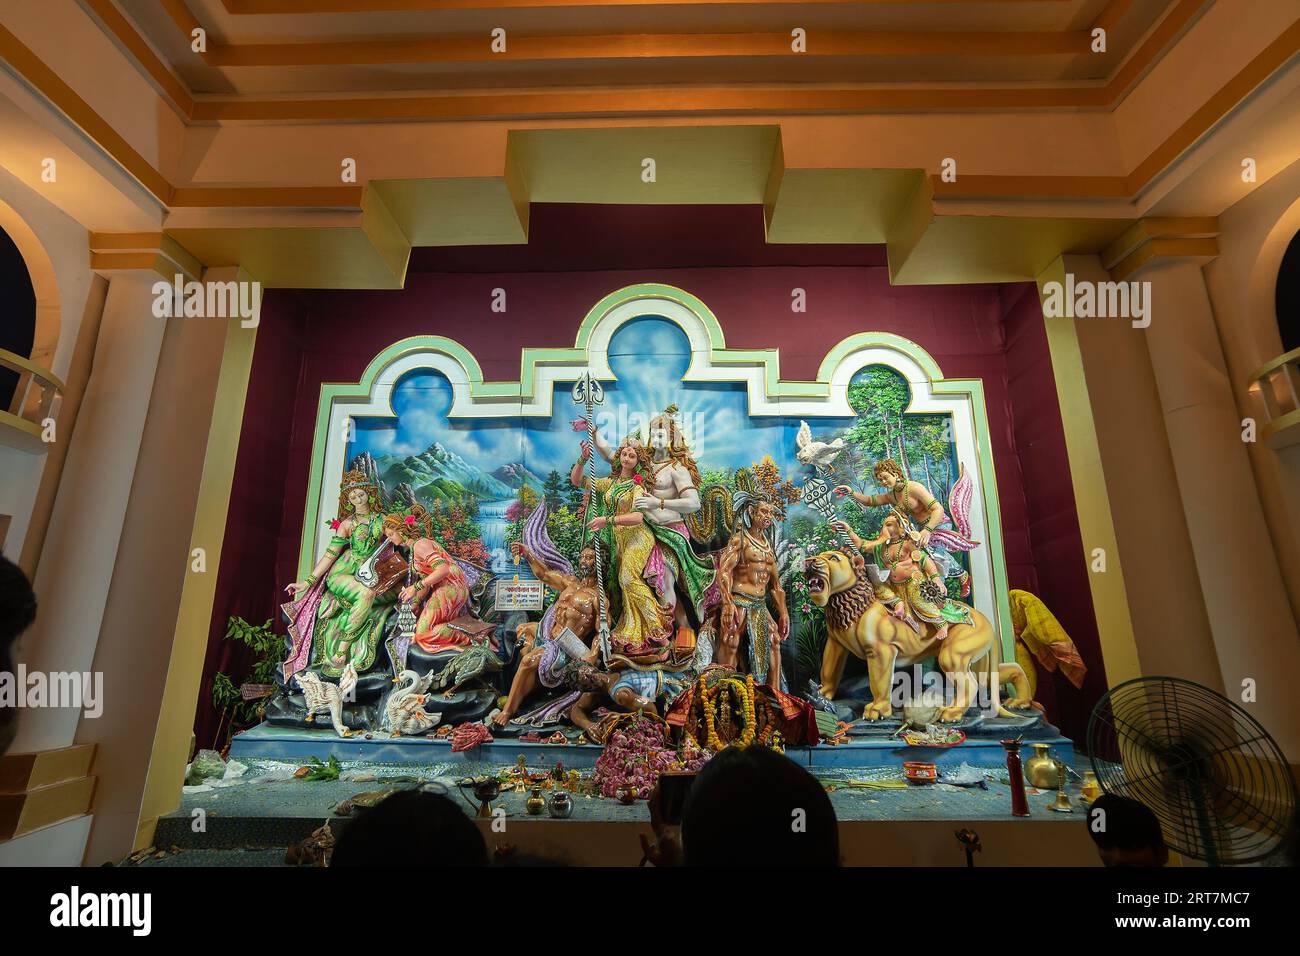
[491,462,545,490]
[377,442,513,503]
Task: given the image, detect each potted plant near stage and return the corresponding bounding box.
[211,616,281,755]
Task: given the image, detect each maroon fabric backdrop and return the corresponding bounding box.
[194,203,1105,747]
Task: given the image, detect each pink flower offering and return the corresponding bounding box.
[404,515,416,527]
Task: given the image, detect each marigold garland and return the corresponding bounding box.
[698,673,757,750]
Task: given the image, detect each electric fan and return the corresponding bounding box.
[1086,676,1296,865]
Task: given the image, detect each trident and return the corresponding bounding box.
[571,371,611,662]
[802,475,856,551]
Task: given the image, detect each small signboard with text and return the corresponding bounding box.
[495,579,545,611]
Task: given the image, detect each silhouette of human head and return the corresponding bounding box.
[0,554,37,756]
[1086,793,1168,867]
[681,745,839,866]
[331,789,488,867]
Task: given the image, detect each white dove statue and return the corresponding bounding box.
[795,420,846,474]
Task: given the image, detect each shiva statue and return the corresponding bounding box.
[584,405,715,654]
[716,492,790,689]
[283,468,399,678]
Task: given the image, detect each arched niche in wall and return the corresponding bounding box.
[0,199,61,414]
[1275,230,1299,354]
[1248,192,1300,364]
[0,227,35,408]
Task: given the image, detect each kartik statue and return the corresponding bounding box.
[835,458,980,585]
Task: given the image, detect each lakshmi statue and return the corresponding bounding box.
[282,468,398,678]
[380,504,473,655]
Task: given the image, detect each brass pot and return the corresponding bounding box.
[1024,743,1063,789]
[525,787,546,816]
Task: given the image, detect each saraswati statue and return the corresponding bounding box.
[283,468,400,679]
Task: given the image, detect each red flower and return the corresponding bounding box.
[328,519,341,530]
[404,515,417,527]
[633,474,643,485]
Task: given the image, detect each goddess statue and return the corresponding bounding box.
[572,434,675,663]
[582,405,715,655]
[282,468,398,678]
[832,511,972,642]
[379,505,473,655]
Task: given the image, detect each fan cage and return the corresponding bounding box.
[1086,676,1296,865]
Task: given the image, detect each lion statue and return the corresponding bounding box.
[804,549,1033,722]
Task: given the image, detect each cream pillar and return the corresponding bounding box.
[11,269,166,753]
[1039,255,1221,692]
[73,268,257,864]
[1137,256,1300,757]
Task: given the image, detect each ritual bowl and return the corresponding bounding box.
[903,761,938,784]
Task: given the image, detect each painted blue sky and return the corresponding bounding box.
[348,316,930,491]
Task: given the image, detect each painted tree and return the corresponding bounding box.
[542,469,565,511]
[846,367,912,478]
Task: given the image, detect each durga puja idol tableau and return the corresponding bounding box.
[240,286,1088,802]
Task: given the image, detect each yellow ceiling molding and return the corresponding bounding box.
[369,177,527,246]
[89,232,205,282]
[169,185,366,209]
[0,24,172,203]
[765,168,925,245]
[506,126,780,205]
[1109,235,1219,282]
[163,185,410,288]
[79,0,194,118]
[1100,216,1218,269]
[888,215,1130,286]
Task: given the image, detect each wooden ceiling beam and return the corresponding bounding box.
[204,30,1092,67]
[219,0,1072,13]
